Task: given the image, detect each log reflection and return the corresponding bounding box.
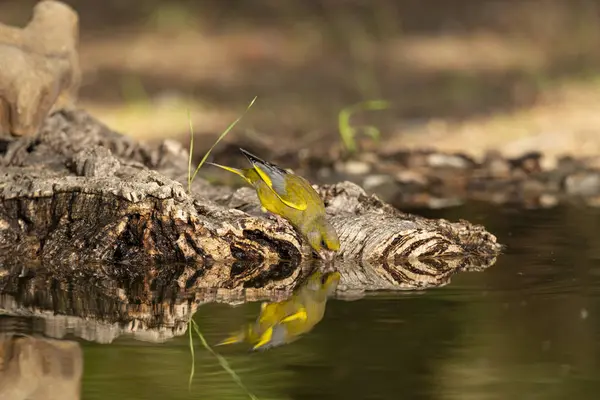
[0,252,496,346]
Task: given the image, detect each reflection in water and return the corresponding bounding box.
[0,332,83,400]
[0,253,490,345]
[334,252,497,294]
[0,227,504,399]
[217,270,340,350]
[0,265,192,344]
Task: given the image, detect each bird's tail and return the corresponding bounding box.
[239,148,268,167]
[215,329,246,346]
[206,162,251,184]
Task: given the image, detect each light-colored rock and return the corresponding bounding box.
[0,1,80,137]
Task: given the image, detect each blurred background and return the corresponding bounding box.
[2,0,600,159]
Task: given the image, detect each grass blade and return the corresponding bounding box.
[338,99,389,153]
[188,319,259,400]
[187,320,195,391]
[187,96,258,193]
[187,109,194,194]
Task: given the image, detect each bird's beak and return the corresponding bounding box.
[319,249,337,263]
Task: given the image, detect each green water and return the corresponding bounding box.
[3,202,600,399]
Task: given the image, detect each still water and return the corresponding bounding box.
[2,202,600,399]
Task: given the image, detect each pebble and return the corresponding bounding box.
[340,160,371,175]
[427,153,473,169]
[362,174,399,201]
[363,174,394,191]
[563,172,600,196]
[394,170,428,186]
[539,194,559,208]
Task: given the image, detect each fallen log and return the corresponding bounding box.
[0,109,502,292]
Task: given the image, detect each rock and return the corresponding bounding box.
[563,172,600,196]
[482,150,511,178]
[362,174,400,201]
[0,1,80,137]
[539,194,559,208]
[508,151,543,174]
[0,336,82,400]
[363,174,394,191]
[336,160,372,175]
[394,170,428,186]
[427,153,475,169]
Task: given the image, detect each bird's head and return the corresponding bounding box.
[306,216,340,260]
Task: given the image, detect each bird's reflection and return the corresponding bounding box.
[217,270,340,350]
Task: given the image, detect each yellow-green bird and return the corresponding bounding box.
[217,270,340,350]
[208,148,340,259]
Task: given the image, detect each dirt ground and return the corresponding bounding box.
[3,0,600,163]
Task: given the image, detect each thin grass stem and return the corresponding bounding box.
[188,319,259,400]
[186,96,258,193]
[338,99,389,153]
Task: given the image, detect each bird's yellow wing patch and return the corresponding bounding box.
[280,308,308,323]
[253,164,308,210]
[239,147,309,210]
[252,326,274,350]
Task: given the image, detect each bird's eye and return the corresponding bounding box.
[321,239,327,248]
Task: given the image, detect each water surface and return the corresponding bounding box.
[3,202,600,400]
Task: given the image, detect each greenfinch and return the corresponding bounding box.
[208,148,340,259]
[217,270,340,350]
